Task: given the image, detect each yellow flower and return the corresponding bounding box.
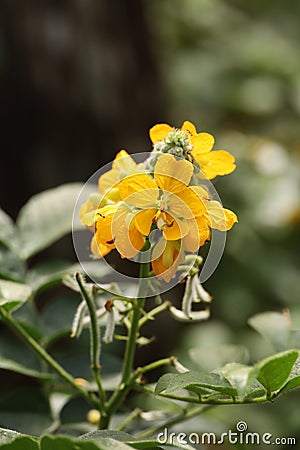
[80,150,140,238]
[118,153,206,242]
[80,140,238,283]
[149,121,236,179]
[188,186,238,231]
[82,203,145,259]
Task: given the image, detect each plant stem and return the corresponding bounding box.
[135,405,211,439]
[100,256,150,429]
[117,408,142,431]
[121,260,149,384]
[138,301,171,328]
[133,357,175,378]
[75,273,106,414]
[156,391,268,405]
[0,306,96,406]
[135,387,270,439]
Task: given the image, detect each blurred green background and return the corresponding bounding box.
[1,0,300,446]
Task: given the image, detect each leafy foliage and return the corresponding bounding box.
[16,183,83,260]
[0,429,194,449]
[155,349,300,403]
[0,280,32,312]
[0,181,299,446]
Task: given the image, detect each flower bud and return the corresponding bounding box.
[87,409,101,425]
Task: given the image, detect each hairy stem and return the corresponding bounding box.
[121,257,149,384]
[75,273,106,415]
[138,301,171,328]
[100,255,150,429]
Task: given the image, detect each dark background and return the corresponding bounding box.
[0,0,166,219]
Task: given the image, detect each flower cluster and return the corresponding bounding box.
[80,121,237,283]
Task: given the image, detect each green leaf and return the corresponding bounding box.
[80,431,195,449]
[17,183,83,259]
[0,244,26,282]
[219,363,259,397]
[80,431,136,443]
[0,280,32,312]
[0,356,53,380]
[0,209,17,250]
[155,371,237,397]
[255,349,299,398]
[40,295,77,342]
[60,396,91,425]
[0,210,24,281]
[41,434,135,450]
[0,428,21,445]
[248,311,291,351]
[26,261,77,294]
[0,333,42,371]
[0,387,53,435]
[27,262,101,295]
[0,436,39,449]
[243,379,267,401]
[279,356,300,395]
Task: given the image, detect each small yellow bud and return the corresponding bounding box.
[87,409,101,425]
[74,377,89,387]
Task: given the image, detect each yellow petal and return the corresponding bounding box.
[98,169,120,193]
[206,201,238,231]
[195,150,236,180]
[182,120,197,136]
[162,240,180,268]
[183,216,210,252]
[91,235,113,258]
[149,123,173,143]
[160,213,189,240]
[97,204,118,217]
[80,194,97,225]
[182,220,199,252]
[113,150,137,173]
[154,154,193,193]
[114,221,144,258]
[102,187,121,203]
[189,185,209,199]
[222,208,238,230]
[151,256,169,281]
[170,187,206,219]
[98,150,137,193]
[81,209,98,226]
[133,208,157,236]
[151,240,181,282]
[129,228,145,253]
[118,173,159,207]
[94,205,117,244]
[79,199,95,220]
[151,237,166,261]
[196,216,211,246]
[190,132,215,155]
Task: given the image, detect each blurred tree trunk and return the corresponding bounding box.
[0,0,166,218]
[0,1,178,372]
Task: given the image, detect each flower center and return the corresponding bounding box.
[153,129,193,158]
[158,192,170,212]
